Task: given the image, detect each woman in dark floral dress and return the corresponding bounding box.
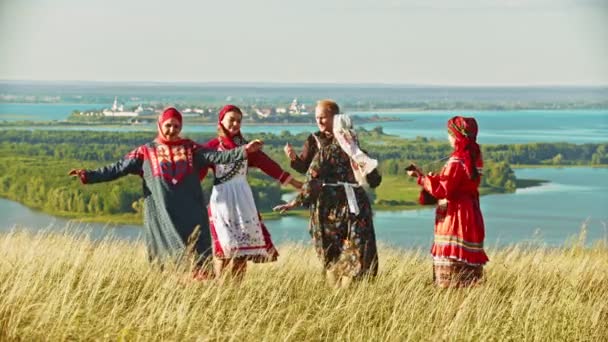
[277,100,381,287]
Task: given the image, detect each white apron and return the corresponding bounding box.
[209,156,274,259]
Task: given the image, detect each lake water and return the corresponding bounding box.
[1,104,606,247]
[0,103,106,121]
[1,103,607,144]
[1,167,606,248]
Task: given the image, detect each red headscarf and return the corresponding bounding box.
[217,104,245,149]
[157,107,184,145]
[447,116,483,179]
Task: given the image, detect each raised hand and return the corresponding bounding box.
[245,139,264,154]
[405,164,422,178]
[284,143,296,161]
[272,200,297,214]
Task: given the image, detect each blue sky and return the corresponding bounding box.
[0,0,606,85]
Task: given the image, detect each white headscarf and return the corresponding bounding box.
[333,114,378,185]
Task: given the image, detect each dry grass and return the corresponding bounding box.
[0,230,607,341]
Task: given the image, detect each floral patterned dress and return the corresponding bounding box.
[293,136,381,279]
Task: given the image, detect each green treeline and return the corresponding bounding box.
[2,129,606,167]
[0,153,282,223]
[0,129,606,222]
[0,130,282,222]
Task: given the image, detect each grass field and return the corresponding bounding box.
[1,230,606,341]
[374,174,420,202]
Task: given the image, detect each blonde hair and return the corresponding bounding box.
[316,99,340,116]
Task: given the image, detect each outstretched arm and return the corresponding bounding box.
[68,147,144,184]
[417,160,466,199]
[274,148,324,213]
[69,147,144,184]
[249,150,301,188]
[196,140,263,166]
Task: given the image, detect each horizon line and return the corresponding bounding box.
[1,79,608,88]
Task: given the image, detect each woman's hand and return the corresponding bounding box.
[68,168,87,184]
[405,164,422,178]
[273,200,297,214]
[245,139,264,154]
[289,178,303,190]
[284,143,296,161]
[68,169,85,177]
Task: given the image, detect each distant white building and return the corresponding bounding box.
[288,98,300,114]
[255,108,272,118]
[288,98,309,115]
[102,97,139,117]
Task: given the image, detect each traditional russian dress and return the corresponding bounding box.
[417,116,489,287]
[292,131,382,279]
[205,137,292,262]
[78,138,246,267]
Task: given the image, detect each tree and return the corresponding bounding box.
[372,126,384,135]
[551,153,563,165]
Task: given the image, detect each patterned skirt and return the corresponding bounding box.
[433,258,484,288]
[208,176,278,262]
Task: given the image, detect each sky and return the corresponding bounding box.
[0,0,607,85]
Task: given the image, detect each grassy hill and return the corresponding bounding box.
[0,230,606,340]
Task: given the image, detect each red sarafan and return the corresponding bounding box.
[417,116,488,288]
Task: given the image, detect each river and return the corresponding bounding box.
[1,167,606,248]
[1,106,607,144]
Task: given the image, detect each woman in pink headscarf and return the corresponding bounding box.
[69,107,263,276]
[407,116,489,288]
[203,105,302,281]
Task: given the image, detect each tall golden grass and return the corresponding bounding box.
[0,230,606,341]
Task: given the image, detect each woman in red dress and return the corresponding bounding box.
[407,116,489,288]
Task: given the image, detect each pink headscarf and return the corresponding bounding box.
[447,116,483,179]
[157,107,184,144]
[217,104,245,149]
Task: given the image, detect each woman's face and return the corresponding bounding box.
[448,133,456,148]
[161,118,182,141]
[315,105,334,133]
[220,111,242,136]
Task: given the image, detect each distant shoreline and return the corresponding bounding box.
[0,176,548,226]
[0,118,403,128]
[3,107,608,127]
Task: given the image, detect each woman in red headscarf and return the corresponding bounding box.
[203,105,302,281]
[69,107,263,277]
[407,116,489,288]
